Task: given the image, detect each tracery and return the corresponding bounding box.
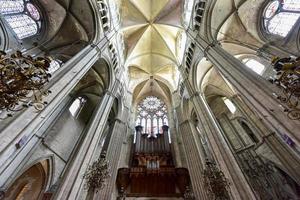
[242,58,265,75]
[0,0,41,39]
[136,96,168,135]
[48,59,62,74]
[69,96,87,117]
[263,0,300,37]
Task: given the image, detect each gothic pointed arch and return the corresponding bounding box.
[0,0,42,39]
[4,160,49,200]
[136,96,168,135]
[262,0,300,38]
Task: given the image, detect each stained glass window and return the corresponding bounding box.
[222,97,236,114]
[136,96,168,134]
[0,0,41,39]
[26,3,40,20]
[183,0,194,27]
[242,58,265,75]
[263,0,300,37]
[5,14,38,39]
[69,97,87,117]
[48,60,62,74]
[0,0,24,14]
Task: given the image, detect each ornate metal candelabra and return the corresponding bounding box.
[269,56,300,120]
[203,160,230,200]
[83,153,110,192]
[183,187,195,200]
[116,189,126,200]
[237,150,292,199]
[0,50,51,119]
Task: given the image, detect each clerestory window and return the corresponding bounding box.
[222,97,236,114]
[47,59,62,74]
[263,0,300,37]
[0,0,41,39]
[69,97,87,117]
[136,96,168,134]
[242,58,265,75]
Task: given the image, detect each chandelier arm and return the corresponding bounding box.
[0,51,50,119]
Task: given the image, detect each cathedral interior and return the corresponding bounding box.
[0,0,300,199]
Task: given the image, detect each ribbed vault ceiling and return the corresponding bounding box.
[118,0,184,96]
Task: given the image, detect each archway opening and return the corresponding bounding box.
[4,160,49,200]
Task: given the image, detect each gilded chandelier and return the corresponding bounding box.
[203,160,230,200]
[83,153,110,192]
[0,50,51,118]
[270,56,300,120]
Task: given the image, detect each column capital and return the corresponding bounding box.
[182,76,190,83]
[174,105,181,110]
[254,132,276,150]
[123,104,130,110]
[203,40,220,57]
[115,118,127,125]
[104,89,116,98]
[190,91,201,99]
[262,131,276,140]
[231,94,241,99]
[90,43,102,53]
[179,119,192,126]
[181,79,197,98]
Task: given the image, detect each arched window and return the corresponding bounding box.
[69,97,87,117]
[242,58,265,75]
[193,0,206,30]
[263,0,300,37]
[240,121,259,143]
[97,0,110,32]
[222,97,236,114]
[4,161,48,200]
[48,59,62,74]
[0,0,41,39]
[183,0,194,28]
[136,96,168,135]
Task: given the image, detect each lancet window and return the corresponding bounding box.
[136,96,168,134]
[69,96,87,117]
[242,58,265,75]
[47,59,62,74]
[222,97,236,114]
[240,121,259,143]
[263,0,300,37]
[0,0,41,39]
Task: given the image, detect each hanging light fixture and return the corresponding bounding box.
[183,187,195,200]
[203,160,230,199]
[83,152,110,192]
[0,50,51,119]
[269,56,300,120]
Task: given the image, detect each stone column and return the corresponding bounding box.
[232,95,300,184]
[180,74,256,199]
[170,124,184,167]
[0,35,114,183]
[0,36,118,191]
[93,107,129,200]
[218,113,247,150]
[178,119,208,200]
[0,96,72,189]
[175,107,188,168]
[193,35,300,146]
[53,87,118,199]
